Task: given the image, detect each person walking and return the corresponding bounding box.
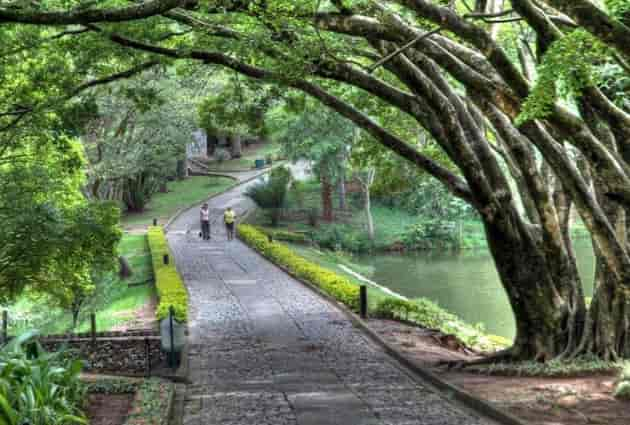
[200,203,210,240]
[224,207,236,241]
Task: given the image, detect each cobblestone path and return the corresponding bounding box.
[167,176,495,425]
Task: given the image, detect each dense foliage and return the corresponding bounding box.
[0,333,87,425]
[245,166,292,226]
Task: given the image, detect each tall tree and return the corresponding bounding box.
[2,0,630,361]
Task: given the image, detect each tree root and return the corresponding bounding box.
[437,348,515,370]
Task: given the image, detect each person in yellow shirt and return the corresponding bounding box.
[224,207,236,241]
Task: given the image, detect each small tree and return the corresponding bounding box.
[246,167,292,226]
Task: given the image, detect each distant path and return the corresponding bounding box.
[166,175,494,425]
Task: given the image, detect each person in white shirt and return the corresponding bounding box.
[200,203,210,240]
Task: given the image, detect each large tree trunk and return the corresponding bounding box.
[176,159,188,180]
[483,207,583,361]
[230,134,242,158]
[321,169,334,222]
[206,132,218,156]
[338,164,347,210]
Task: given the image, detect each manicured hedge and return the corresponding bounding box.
[238,224,360,310]
[147,226,188,322]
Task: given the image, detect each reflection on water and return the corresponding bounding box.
[353,238,595,340]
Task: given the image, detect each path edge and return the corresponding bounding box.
[238,236,527,425]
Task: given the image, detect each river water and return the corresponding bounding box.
[352,238,595,340]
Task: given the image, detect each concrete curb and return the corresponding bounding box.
[237,236,527,425]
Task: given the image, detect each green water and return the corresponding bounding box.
[353,238,595,340]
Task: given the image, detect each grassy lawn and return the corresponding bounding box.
[206,141,281,171]
[3,234,156,335]
[121,175,235,229]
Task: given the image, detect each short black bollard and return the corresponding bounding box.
[169,306,176,371]
[2,310,7,343]
[267,234,273,243]
[90,313,97,345]
[145,337,151,377]
[163,254,169,265]
[359,285,368,319]
[153,218,158,226]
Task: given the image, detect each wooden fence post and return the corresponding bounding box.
[2,310,7,343]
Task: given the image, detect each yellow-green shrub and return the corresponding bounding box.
[147,226,188,322]
[238,225,360,310]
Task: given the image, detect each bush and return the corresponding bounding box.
[255,227,310,244]
[373,297,505,351]
[402,220,459,250]
[0,332,87,425]
[238,225,360,310]
[246,166,292,226]
[615,364,630,400]
[215,148,231,162]
[147,227,188,322]
[312,224,372,253]
[124,379,174,425]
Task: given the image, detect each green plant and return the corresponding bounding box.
[0,331,87,425]
[147,227,188,322]
[124,379,173,425]
[469,356,624,377]
[246,166,292,226]
[614,364,630,400]
[215,148,231,163]
[87,379,138,394]
[402,220,459,250]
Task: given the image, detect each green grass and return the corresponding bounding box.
[207,141,281,171]
[470,357,627,378]
[3,234,156,335]
[121,176,235,229]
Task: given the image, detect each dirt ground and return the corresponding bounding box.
[368,319,630,425]
[86,393,134,425]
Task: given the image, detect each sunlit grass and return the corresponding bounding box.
[121,175,234,228]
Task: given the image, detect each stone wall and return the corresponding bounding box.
[41,336,167,375]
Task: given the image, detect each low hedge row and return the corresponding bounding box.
[237,224,360,310]
[147,227,188,322]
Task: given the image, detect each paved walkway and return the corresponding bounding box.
[167,176,494,425]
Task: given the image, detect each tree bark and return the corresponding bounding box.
[230,134,242,158]
[119,256,133,278]
[321,167,334,222]
[206,131,218,156]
